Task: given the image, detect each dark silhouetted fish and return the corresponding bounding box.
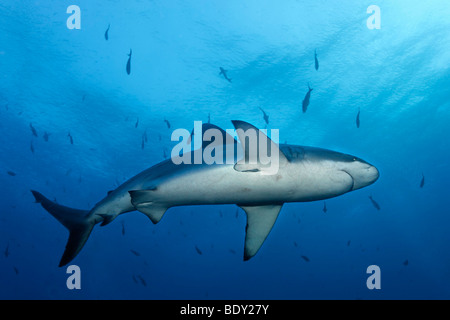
[420,173,425,188]
[403,259,409,266]
[30,141,34,154]
[30,123,38,137]
[219,67,232,83]
[164,119,171,129]
[13,266,19,275]
[68,132,73,145]
[207,113,210,124]
[356,108,360,128]
[7,171,16,176]
[258,107,269,125]
[302,84,313,113]
[368,195,380,211]
[301,255,310,262]
[293,241,298,247]
[229,249,236,254]
[323,201,327,213]
[132,274,138,284]
[314,49,319,71]
[4,243,9,257]
[121,221,125,235]
[104,24,110,40]
[195,245,202,255]
[135,118,139,128]
[126,49,132,75]
[130,249,140,256]
[43,131,50,142]
[347,240,351,246]
[143,130,148,143]
[137,275,147,286]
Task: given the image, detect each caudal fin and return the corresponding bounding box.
[31,190,94,267]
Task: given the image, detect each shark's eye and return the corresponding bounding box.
[353,158,357,161]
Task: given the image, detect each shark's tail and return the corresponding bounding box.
[31,190,95,267]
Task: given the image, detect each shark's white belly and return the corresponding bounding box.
[151,160,353,208]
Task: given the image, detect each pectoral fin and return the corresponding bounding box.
[239,204,283,261]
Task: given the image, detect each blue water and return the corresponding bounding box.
[1,0,450,300]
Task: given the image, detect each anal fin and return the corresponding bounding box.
[239,204,283,261]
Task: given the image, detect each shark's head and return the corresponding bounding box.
[301,146,379,192]
[337,155,379,190]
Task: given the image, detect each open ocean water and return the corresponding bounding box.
[1,0,450,301]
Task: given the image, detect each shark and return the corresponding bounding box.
[31,120,379,266]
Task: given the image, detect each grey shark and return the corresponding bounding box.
[31,120,379,266]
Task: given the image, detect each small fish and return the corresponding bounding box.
[137,275,147,286]
[164,119,171,129]
[302,84,313,113]
[68,132,73,145]
[314,49,319,71]
[207,113,211,124]
[7,171,16,176]
[293,241,298,247]
[135,117,139,128]
[126,49,132,75]
[258,107,269,125]
[323,202,327,213]
[229,249,236,254]
[347,240,351,247]
[104,24,110,40]
[301,255,310,262]
[368,195,381,211]
[420,173,425,188]
[29,123,38,137]
[356,108,360,128]
[43,131,51,142]
[132,274,138,284]
[143,130,148,143]
[130,249,140,256]
[121,221,125,236]
[403,259,409,266]
[195,245,202,255]
[30,141,35,154]
[219,67,232,83]
[4,243,9,257]
[13,266,19,275]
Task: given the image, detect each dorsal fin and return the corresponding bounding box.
[231,120,288,173]
[238,204,283,260]
[187,122,237,149]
